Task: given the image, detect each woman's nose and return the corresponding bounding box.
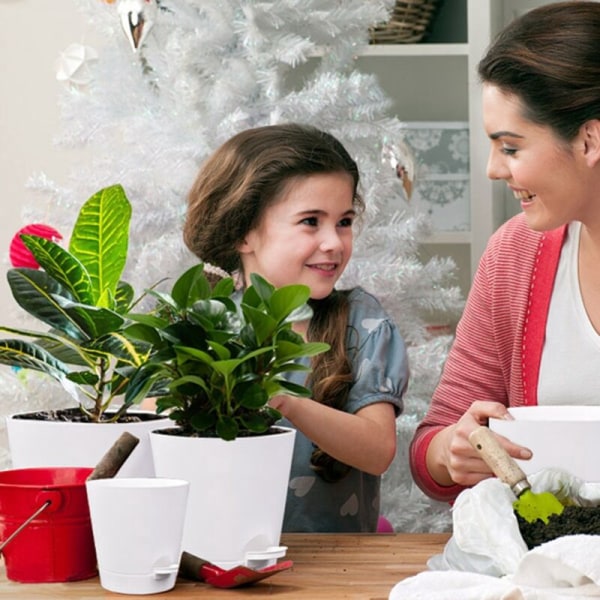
[486,148,508,181]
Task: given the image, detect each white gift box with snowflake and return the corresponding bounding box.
[401,121,470,232]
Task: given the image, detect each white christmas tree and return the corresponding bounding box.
[1,0,463,531]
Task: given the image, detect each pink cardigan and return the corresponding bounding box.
[409,213,567,502]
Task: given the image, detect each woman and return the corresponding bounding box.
[410,1,600,502]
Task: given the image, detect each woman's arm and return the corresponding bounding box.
[410,221,539,500]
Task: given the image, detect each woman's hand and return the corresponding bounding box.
[425,400,532,487]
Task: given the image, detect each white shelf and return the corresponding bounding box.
[424,231,471,245]
[354,1,553,297]
[356,43,468,57]
[351,0,503,297]
[312,43,468,59]
[327,1,525,296]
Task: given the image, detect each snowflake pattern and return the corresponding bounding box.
[448,130,469,164]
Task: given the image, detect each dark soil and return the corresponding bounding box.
[154,425,289,438]
[12,407,165,424]
[516,505,600,549]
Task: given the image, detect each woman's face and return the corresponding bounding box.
[238,172,355,299]
[483,83,593,232]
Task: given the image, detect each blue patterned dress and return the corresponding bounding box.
[280,287,408,532]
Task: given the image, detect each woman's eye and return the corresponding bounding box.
[501,146,518,156]
[300,216,318,226]
[339,217,354,227]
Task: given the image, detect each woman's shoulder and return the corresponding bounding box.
[472,214,568,306]
[484,213,567,271]
[490,213,565,252]
[491,213,541,247]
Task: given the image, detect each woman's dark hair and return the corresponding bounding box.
[184,123,364,483]
[478,1,600,142]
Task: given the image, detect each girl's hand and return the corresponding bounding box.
[426,400,532,487]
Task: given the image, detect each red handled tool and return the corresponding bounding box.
[178,551,293,588]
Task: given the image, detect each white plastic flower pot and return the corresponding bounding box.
[150,426,295,569]
[7,411,171,477]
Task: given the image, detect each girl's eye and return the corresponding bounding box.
[339,217,354,227]
[501,146,518,156]
[300,216,318,226]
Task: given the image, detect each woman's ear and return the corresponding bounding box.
[581,119,600,167]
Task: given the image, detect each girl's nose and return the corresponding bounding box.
[320,228,344,251]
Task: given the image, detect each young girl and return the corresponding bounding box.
[183,123,408,532]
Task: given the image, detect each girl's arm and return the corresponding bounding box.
[269,395,396,475]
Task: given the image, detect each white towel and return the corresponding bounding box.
[389,535,600,600]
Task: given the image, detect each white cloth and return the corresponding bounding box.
[389,535,600,600]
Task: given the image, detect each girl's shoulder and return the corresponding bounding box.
[344,287,395,335]
[346,286,387,316]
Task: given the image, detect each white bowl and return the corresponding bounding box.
[489,406,600,482]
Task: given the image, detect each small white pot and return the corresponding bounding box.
[150,426,295,569]
[6,411,171,477]
[86,477,190,595]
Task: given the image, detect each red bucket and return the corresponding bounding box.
[0,467,97,583]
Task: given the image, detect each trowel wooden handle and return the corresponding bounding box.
[468,426,529,495]
[87,432,140,480]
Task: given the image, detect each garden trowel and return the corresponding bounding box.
[178,551,293,588]
[469,425,564,524]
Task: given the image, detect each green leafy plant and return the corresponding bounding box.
[0,184,153,422]
[126,264,330,440]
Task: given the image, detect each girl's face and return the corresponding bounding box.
[483,83,593,232]
[238,172,355,299]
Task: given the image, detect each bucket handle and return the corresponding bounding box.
[0,500,51,554]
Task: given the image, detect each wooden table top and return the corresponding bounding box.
[1,532,451,599]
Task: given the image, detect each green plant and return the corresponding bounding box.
[125,264,329,440]
[0,184,153,422]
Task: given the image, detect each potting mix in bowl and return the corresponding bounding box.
[489,406,600,549]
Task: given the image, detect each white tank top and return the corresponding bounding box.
[538,221,600,405]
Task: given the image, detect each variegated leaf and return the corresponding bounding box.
[20,235,94,305]
[0,339,70,376]
[69,184,131,308]
[53,296,125,339]
[88,331,152,367]
[7,269,88,341]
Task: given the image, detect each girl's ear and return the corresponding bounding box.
[237,237,252,254]
[581,119,600,167]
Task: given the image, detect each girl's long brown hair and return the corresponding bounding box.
[307,291,356,482]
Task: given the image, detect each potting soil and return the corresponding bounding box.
[516,505,600,549]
